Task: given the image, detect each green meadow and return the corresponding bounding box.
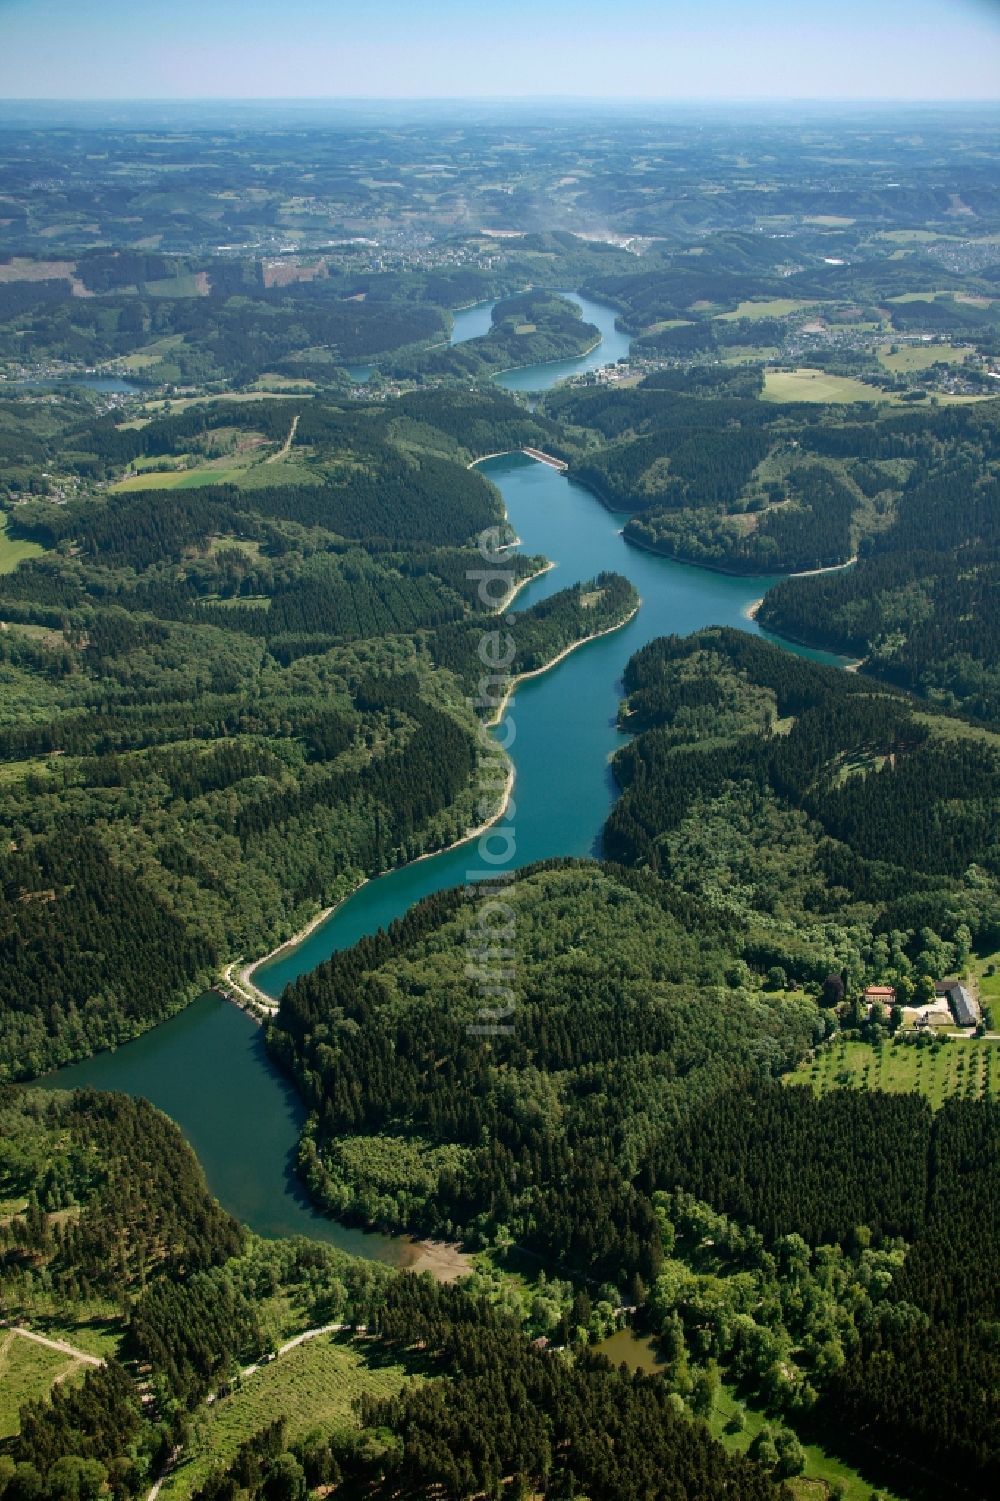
[0,516,44,572]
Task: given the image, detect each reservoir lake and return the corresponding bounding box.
[45,295,845,1260]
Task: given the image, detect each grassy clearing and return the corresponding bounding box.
[0,1286,123,1361]
[143,274,209,298]
[878,343,968,372]
[975,951,1000,1015]
[885,290,966,305]
[877,229,954,244]
[643,318,694,334]
[105,444,307,492]
[0,1333,87,1438]
[201,595,271,610]
[0,258,74,283]
[111,465,247,492]
[785,1036,999,1109]
[0,517,45,573]
[237,459,317,490]
[140,393,301,417]
[253,373,317,391]
[23,1310,123,1361]
[762,369,890,404]
[160,1337,414,1501]
[708,1383,903,1501]
[716,299,821,323]
[205,536,263,560]
[722,346,781,364]
[916,712,1000,749]
[120,335,186,371]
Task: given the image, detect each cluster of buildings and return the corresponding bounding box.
[859,979,982,1031]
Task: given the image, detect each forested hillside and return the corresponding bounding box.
[650,1089,1000,1491]
[268,844,999,1492]
[0,389,619,1078]
[757,433,1000,720]
[605,627,1000,983]
[3,105,1000,1501]
[390,290,600,381]
[1,1089,790,1501]
[271,861,820,1277]
[264,620,1000,1494]
[0,1088,397,1495]
[544,376,1000,591]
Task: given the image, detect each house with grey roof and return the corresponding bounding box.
[945,983,979,1029]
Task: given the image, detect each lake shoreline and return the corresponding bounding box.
[242,759,518,1004]
[492,335,602,380]
[241,599,636,998]
[752,602,866,670]
[500,559,555,609]
[623,524,858,584]
[239,561,560,1000]
[486,602,641,729]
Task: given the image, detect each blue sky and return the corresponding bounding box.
[0,0,998,100]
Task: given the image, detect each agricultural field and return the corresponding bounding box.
[158,1336,415,1501]
[878,342,969,372]
[761,369,891,403]
[876,229,958,244]
[0,257,75,283]
[110,453,316,492]
[252,373,317,391]
[721,346,781,363]
[885,290,995,306]
[110,466,249,491]
[885,291,955,304]
[715,298,822,322]
[785,1036,999,1109]
[139,392,301,417]
[0,1332,89,1438]
[0,516,44,572]
[144,273,210,298]
[120,334,186,370]
[642,318,694,334]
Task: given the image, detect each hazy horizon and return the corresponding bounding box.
[1,0,998,103]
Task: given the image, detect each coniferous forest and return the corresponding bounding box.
[1,98,1000,1501]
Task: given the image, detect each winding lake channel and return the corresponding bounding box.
[45,295,846,1263]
